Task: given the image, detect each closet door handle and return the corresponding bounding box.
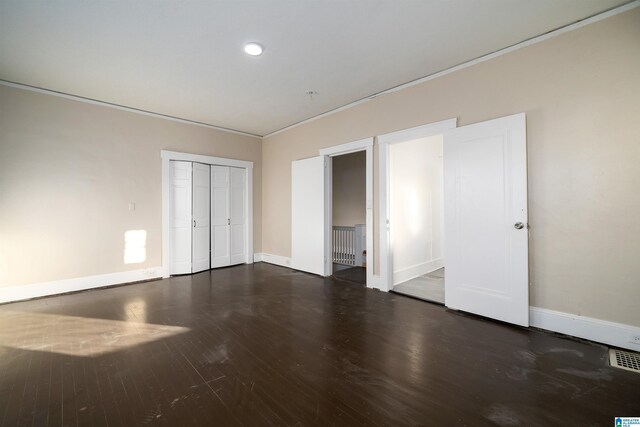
[227,218,230,225]
[193,220,196,227]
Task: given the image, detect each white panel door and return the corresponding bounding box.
[192,162,210,273]
[444,113,529,326]
[291,156,326,276]
[211,165,231,268]
[229,167,246,265]
[170,161,192,275]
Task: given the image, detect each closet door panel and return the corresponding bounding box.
[229,167,247,265]
[211,166,231,268]
[230,224,245,262]
[170,161,192,274]
[192,163,210,273]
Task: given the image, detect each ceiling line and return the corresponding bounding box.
[1,1,636,139]
[262,0,639,139]
[0,79,263,139]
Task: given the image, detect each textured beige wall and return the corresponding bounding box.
[332,151,366,227]
[0,85,262,287]
[262,9,640,326]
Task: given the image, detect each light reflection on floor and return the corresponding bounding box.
[0,310,189,357]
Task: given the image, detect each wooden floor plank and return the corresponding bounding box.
[0,263,638,426]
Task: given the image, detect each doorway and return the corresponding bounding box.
[389,134,445,303]
[330,151,367,285]
[379,114,529,327]
[290,138,374,288]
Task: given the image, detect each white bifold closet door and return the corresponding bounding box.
[211,166,230,268]
[191,163,211,273]
[170,161,193,275]
[170,161,211,275]
[229,167,247,265]
[211,166,246,268]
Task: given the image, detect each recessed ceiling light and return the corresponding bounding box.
[244,42,264,56]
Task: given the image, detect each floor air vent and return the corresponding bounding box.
[609,349,640,373]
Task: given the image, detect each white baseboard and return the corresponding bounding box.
[372,275,387,291]
[530,307,640,352]
[0,267,163,304]
[253,253,264,263]
[4,266,638,352]
[258,253,292,268]
[393,258,443,285]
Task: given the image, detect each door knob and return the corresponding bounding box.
[514,222,525,230]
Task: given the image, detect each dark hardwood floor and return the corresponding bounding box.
[332,267,366,285]
[0,262,638,426]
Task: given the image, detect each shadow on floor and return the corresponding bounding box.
[332,266,366,284]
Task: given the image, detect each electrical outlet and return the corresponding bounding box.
[630,335,640,345]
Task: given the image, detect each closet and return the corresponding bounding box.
[169,160,246,275]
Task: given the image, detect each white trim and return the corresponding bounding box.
[161,150,254,169]
[365,145,373,289]
[253,253,264,263]
[259,253,292,268]
[263,1,639,139]
[372,275,386,291]
[378,119,457,291]
[324,155,333,276]
[4,1,636,140]
[161,150,254,277]
[320,137,374,288]
[530,307,640,352]
[377,119,458,145]
[0,80,262,139]
[319,138,374,157]
[393,259,444,286]
[246,167,254,264]
[0,267,163,304]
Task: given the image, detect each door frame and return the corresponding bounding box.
[161,150,254,278]
[319,138,374,288]
[378,119,457,292]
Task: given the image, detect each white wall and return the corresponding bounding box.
[261,9,640,327]
[0,84,262,289]
[390,135,444,284]
[332,151,366,227]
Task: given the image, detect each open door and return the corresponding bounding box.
[444,113,529,326]
[291,156,327,276]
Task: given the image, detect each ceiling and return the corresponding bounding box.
[0,0,630,137]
